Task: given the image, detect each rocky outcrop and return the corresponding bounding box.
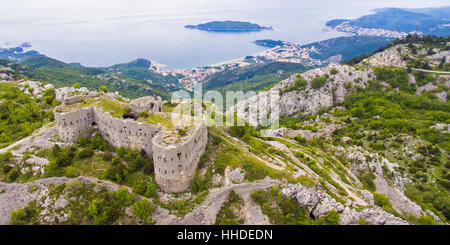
[339,207,409,225]
[18,80,54,98]
[281,184,343,218]
[0,176,129,225]
[230,64,373,125]
[362,45,408,67]
[264,123,341,140]
[281,183,410,225]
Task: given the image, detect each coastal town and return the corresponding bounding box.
[146,40,332,90]
[324,21,423,38]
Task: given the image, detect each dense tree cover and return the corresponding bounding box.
[19,57,171,99]
[202,62,308,94]
[301,36,392,62]
[374,67,411,92]
[342,90,450,149]
[185,21,271,31]
[0,59,27,80]
[334,88,450,221]
[0,83,56,147]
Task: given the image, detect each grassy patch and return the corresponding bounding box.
[215,190,245,225]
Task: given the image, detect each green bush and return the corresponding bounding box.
[311,75,328,89]
[318,210,340,225]
[374,67,410,92]
[77,148,94,159]
[9,202,39,225]
[139,112,150,118]
[103,158,128,183]
[215,190,245,225]
[98,85,108,92]
[131,200,154,224]
[359,172,376,192]
[6,168,20,182]
[373,193,392,208]
[133,179,147,195]
[145,182,158,198]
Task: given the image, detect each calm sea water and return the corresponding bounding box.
[0,0,448,69]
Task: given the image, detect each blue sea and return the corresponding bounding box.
[0,0,448,69]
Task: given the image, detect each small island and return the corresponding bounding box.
[185,20,272,32]
[253,39,286,48]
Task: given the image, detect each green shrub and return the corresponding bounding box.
[6,168,20,182]
[98,85,108,92]
[65,166,78,178]
[360,172,376,192]
[215,190,245,225]
[77,148,94,159]
[9,202,39,225]
[318,209,340,225]
[373,193,392,208]
[374,67,410,92]
[242,160,269,181]
[133,179,147,195]
[103,158,128,183]
[131,200,154,224]
[311,75,328,89]
[102,151,113,161]
[295,135,307,144]
[145,182,158,198]
[139,112,150,118]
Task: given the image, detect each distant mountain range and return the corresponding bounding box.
[185,20,272,32]
[326,7,450,37]
[15,56,174,99]
[300,36,393,62]
[0,46,45,62]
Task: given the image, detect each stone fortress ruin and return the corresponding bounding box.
[53,91,207,193]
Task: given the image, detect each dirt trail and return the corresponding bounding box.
[0,123,58,153]
[154,178,279,225]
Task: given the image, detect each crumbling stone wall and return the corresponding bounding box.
[93,108,161,155]
[54,107,94,142]
[152,124,208,193]
[128,96,163,114]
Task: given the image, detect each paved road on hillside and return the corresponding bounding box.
[411,68,450,74]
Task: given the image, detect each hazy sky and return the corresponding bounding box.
[2,0,449,20]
